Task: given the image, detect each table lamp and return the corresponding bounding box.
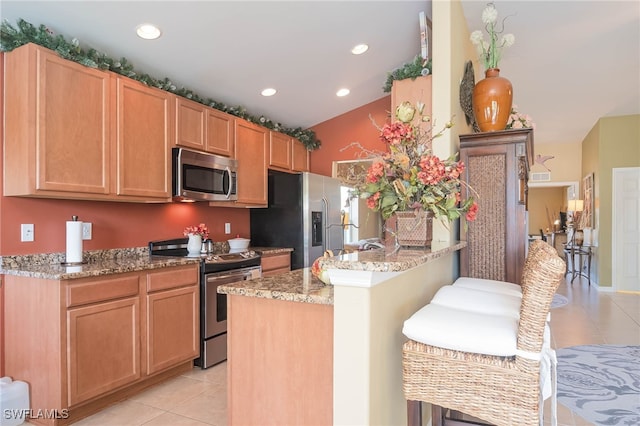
[567,199,584,245]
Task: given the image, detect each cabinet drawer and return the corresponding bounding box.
[147,265,199,293]
[261,253,291,272]
[67,275,140,308]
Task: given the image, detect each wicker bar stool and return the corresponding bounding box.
[402,242,565,426]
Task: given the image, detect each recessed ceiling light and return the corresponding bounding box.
[336,88,350,97]
[351,44,369,55]
[136,24,161,40]
[261,88,277,97]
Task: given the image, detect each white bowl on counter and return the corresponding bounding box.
[228,237,250,251]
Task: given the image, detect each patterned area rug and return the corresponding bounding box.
[551,293,569,309]
[556,345,640,425]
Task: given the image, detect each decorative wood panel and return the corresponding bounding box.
[467,154,507,280]
[460,129,533,284]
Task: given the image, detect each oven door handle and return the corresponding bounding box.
[206,271,252,282]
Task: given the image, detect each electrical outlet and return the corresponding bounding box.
[21,224,34,242]
[82,222,92,240]
[225,223,231,234]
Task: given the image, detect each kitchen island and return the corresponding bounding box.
[218,240,465,426]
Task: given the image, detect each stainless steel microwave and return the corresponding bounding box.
[172,148,238,202]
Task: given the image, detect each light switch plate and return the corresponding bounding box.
[21,224,34,242]
[225,223,231,234]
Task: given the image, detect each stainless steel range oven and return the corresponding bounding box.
[149,238,261,368]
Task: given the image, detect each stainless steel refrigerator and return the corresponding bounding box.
[250,170,343,270]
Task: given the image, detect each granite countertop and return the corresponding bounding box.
[319,240,467,272]
[218,240,466,305]
[218,268,333,305]
[0,248,200,280]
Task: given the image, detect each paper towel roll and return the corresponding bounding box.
[66,220,83,264]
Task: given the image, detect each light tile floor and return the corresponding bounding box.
[26,276,639,426]
[543,276,640,426]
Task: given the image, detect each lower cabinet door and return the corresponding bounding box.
[67,297,141,405]
[146,285,199,375]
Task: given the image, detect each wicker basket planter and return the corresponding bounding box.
[395,210,433,247]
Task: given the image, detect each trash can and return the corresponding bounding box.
[0,377,29,426]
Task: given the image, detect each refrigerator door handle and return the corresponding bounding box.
[322,197,328,253]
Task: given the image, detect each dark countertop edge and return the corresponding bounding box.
[252,247,294,256]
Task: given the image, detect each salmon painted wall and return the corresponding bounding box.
[309,96,391,176]
[0,197,250,255]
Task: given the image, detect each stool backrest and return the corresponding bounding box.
[517,245,566,353]
[521,240,561,296]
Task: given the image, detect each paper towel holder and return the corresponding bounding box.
[61,215,88,266]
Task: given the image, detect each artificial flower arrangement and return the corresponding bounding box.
[506,104,535,130]
[469,2,515,71]
[184,223,209,240]
[351,101,478,223]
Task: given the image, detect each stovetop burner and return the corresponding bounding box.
[149,237,261,273]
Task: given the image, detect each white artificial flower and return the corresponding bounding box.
[470,30,484,45]
[512,120,523,129]
[482,5,498,25]
[502,34,515,47]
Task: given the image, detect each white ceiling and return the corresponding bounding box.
[1,1,639,147]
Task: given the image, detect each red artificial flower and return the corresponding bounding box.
[366,161,385,183]
[465,202,479,222]
[379,122,414,146]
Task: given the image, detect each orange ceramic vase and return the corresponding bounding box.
[472,68,513,132]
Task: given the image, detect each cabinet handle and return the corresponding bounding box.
[518,156,527,205]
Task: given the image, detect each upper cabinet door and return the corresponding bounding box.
[269,131,292,170]
[206,108,235,158]
[235,119,268,206]
[115,78,174,200]
[175,97,207,151]
[4,43,111,196]
[291,139,309,172]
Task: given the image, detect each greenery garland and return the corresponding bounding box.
[382,55,432,93]
[0,19,321,150]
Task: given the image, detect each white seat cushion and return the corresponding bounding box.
[431,285,522,319]
[402,304,518,357]
[453,277,523,298]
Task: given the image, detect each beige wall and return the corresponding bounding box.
[530,142,583,183]
[586,114,640,287]
[528,187,565,235]
[432,0,476,242]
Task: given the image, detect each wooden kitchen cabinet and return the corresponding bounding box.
[175,97,235,157]
[3,264,199,425]
[67,296,141,405]
[269,131,293,170]
[146,266,199,375]
[3,43,174,202]
[4,43,111,197]
[261,252,292,277]
[233,118,268,206]
[115,77,173,200]
[459,128,534,284]
[268,131,309,173]
[291,138,310,172]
